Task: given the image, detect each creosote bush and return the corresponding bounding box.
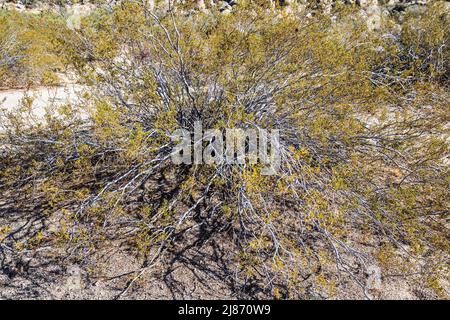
[0,1,449,299]
[0,9,65,87]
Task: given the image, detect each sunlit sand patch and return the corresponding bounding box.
[0,84,87,130]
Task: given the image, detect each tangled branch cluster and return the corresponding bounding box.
[0,1,448,298]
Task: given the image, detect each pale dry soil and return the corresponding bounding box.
[0,185,442,300]
[0,84,84,119]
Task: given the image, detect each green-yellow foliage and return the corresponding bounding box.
[0,1,448,299]
[0,10,66,87]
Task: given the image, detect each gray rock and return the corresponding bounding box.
[219,2,232,13]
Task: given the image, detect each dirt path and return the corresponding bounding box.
[0,84,84,115]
